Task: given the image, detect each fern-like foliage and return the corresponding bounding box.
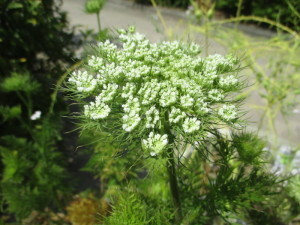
[0,115,68,220]
[103,187,173,225]
[179,131,280,224]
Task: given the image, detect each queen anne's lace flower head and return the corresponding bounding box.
[68,71,97,93]
[183,118,201,133]
[218,104,238,122]
[67,27,242,156]
[142,132,168,156]
[84,97,111,120]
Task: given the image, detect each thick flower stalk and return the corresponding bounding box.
[66,27,243,224]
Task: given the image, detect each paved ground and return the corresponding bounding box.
[62,0,300,146]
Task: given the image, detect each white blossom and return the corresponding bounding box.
[122,83,136,99]
[68,71,97,93]
[84,97,111,120]
[208,89,224,101]
[68,28,242,143]
[98,40,117,57]
[183,117,201,133]
[145,106,160,128]
[195,98,210,114]
[138,80,161,105]
[219,75,238,88]
[159,85,178,107]
[122,97,141,113]
[97,83,119,103]
[142,132,168,156]
[88,56,104,70]
[180,95,194,108]
[169,107,186,124]
[218,105,237,121]
[205,54,235,71]
[122,111,141,132]
[30,111,41,120]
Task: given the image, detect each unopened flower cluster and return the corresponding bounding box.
[68,27,241,156]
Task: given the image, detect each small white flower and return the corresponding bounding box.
[98,40,117,57]
[122,97,141,113]
[30,111,41,120]
[145,106,160,128]
[142,132,168,155]
[189,42,201,55]
[159,85,178,107]
[122,112,141,132]
[195,98,210,114]
[205,54,235,70]
[84,99,111,120]
[138,80,161,105]
[182,117,201,133]
[169,107,186,124]
[218,105,237,121]
[219,75,238,88]
[68,71,97,93]
[208,89,224,101]
[88,56,104,70]
[97,83,119,103]
[122,83,136,99]
[180,95,194,108]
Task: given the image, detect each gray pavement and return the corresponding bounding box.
[62,0,300,146]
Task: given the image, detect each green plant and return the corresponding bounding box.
[0,72,69,221]
[135,0,189,8]
[215,0,300,31]
[177,1,300,223]
[81,130,143,194]
[103,187,173,225]
[85,0,106,34]
[0,0,77,77]
[0,0,80,222]
[65,27,281,224]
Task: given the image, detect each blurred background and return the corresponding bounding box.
[0,0,299,224]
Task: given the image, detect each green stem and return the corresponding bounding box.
[204,16,209,57]
[235,0,243,30]
[164,112,182,224]
[96,11,101,34]
[49,61,83,115]
[166,144,182,224]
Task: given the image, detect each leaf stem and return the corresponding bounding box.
[166,143,182,224]
[96,11,101,34]
[164,112,182,224]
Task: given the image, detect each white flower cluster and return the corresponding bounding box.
[180,95,194,108]
[219,75,238,88]
[145,106,160,128]
[218,105,238,121]
[169,107,186,124]
[98,40,117,58]
[68,27,241,155]
[202,54,237,85]
[142,132,168,156]
[88,56,103,70]
[195,98,210,114]
[98,83,118,102]
[122,97,141,132]
[138,80,161,105]
[182,118,201,133]
[159,84,178,107]
[84,96,111,120]
[208,89,224,101]
[68,71,97,93]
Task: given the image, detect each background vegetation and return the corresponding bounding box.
[0,0,299,224]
